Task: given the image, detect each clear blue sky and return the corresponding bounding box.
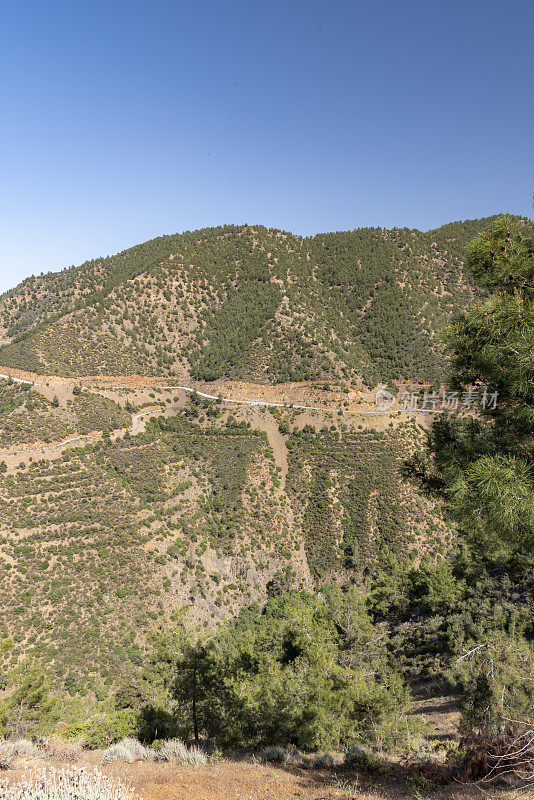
[1,0,532,294]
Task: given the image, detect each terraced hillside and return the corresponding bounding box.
[0,384,452,692]
[0,378,131,447]
[0,217,515,386]
[285,421,451,577]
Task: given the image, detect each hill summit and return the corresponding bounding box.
[0,217,506,386]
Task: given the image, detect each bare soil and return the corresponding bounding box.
[3,757,520,800]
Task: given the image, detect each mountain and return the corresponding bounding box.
[0,214,524,693]
[0,216,510,386]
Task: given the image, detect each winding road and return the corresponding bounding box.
[0,364,443,462]
[0,369,416,414]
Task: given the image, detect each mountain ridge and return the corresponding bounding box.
[1,215,524,387]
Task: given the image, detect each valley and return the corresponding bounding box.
[1,0,533,793]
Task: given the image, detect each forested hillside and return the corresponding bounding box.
[0,379,131,446]
[0,216,514,385]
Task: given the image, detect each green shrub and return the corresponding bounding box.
[310,752,334,768]
[343,746,383,773]
[406,773,432,793]
[258,746,288,765]
[83,710,139,749]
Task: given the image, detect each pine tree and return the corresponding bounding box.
[432,214,534,563]
[0,660,56,738]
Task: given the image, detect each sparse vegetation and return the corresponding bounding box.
[0,215,532,798]
[102,738,155,765]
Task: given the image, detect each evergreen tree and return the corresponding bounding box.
[427,215,534,733]
[147,587,415,751]
[0,660,56,738]
[433,214,534,563]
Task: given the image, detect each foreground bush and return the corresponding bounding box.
[101,738,154,765]
[37,737,82,763]
[101,737,208,767]
[81,711,139,750]
[0,767,141,799]
[153,738,207,766]
[0,740,37,770]
[257,746,288,765]
[310,752,334,768]
[343,746,384,773]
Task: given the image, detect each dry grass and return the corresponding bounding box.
[37,737,82,763]
[0,766,141,799]
[153,739,207,766]
[459,729,534,788]
[0,741,38,771]
[0,750,525,800]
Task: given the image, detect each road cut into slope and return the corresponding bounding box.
[0,366,443,416]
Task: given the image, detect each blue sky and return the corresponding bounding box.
[0,0,532,294]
